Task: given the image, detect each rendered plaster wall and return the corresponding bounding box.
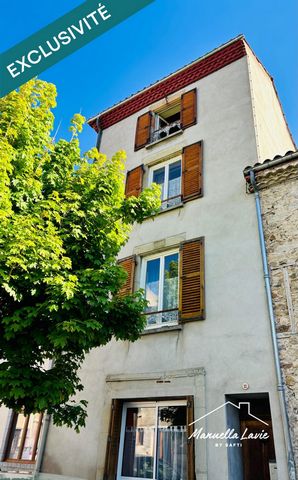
[0,407,9,458]
[246,45,295,162]
[39,55,292,480]
[0,409,7,444]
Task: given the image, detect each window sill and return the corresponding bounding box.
[141,324,182,335]
[145,202,183,221]
[146,129,183,149]
[159,202,184,215]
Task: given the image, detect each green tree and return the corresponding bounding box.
[0,79,160,431]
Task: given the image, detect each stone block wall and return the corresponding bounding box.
[258,167,298,470]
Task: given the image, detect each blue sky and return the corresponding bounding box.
[1,0,297,153]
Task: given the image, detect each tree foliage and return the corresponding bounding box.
[0,79,160,430]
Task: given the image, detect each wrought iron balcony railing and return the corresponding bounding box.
[160,194,182,211]
[150,120,182,144]
[144,308,179,328]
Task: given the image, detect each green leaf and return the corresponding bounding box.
[0,78,160,431]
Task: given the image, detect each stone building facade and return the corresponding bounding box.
[246,153,298,473]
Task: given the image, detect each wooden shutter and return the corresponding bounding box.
[4,413,19,460]
[182,142,203,202]
[118,256,136,296]
[135,112,152,150]
[103,399,123,480]
[186,396,195,480]
[125,165,144,198]
[179,238,205,322]
[181,89,197,129]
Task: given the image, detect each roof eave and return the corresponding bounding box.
[87,34,246,132]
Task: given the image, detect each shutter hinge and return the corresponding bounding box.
[187,399,192,408]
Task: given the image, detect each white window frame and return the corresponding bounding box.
[140,249,180,329]
[149,157,182,205]
[153,100,181,130]
[153,112,168,132]
[117,399,187,480]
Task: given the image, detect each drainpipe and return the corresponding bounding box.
[96,117,102,151]
[249,170,296,480]
[32,413,51,480]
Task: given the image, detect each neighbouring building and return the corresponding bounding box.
[244,151,298,477]
[0,35,296,480]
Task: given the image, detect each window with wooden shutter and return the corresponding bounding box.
[186,396,195,480]
[181,89,197,129]
[179,238,205,322]
[103,399,123,480]
[135,112,153,150]
[125,165,144,198]
[182,142,203,202]
[118,256,136,296]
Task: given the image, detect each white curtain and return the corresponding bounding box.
[157,426,187,480]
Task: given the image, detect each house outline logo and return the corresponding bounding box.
[190,401,269,427]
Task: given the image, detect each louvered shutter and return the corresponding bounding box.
[135,112,152,150]
[186,396,195,480]
[179,238,205,322]
[103,399,123,480]
[181,89,197,129]
[125,165,144,198]
[182,142,203,202]
[118,256,136,296]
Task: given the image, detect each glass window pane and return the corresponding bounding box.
[21,414,42,460]
[168,161,181,199]
[145,258,160,312]
[157,406,187,480]
[163,254,179,311]
[122,407,156,479]
[7,414,26,459]
[6,413,42,461]
[153,167,165,200]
